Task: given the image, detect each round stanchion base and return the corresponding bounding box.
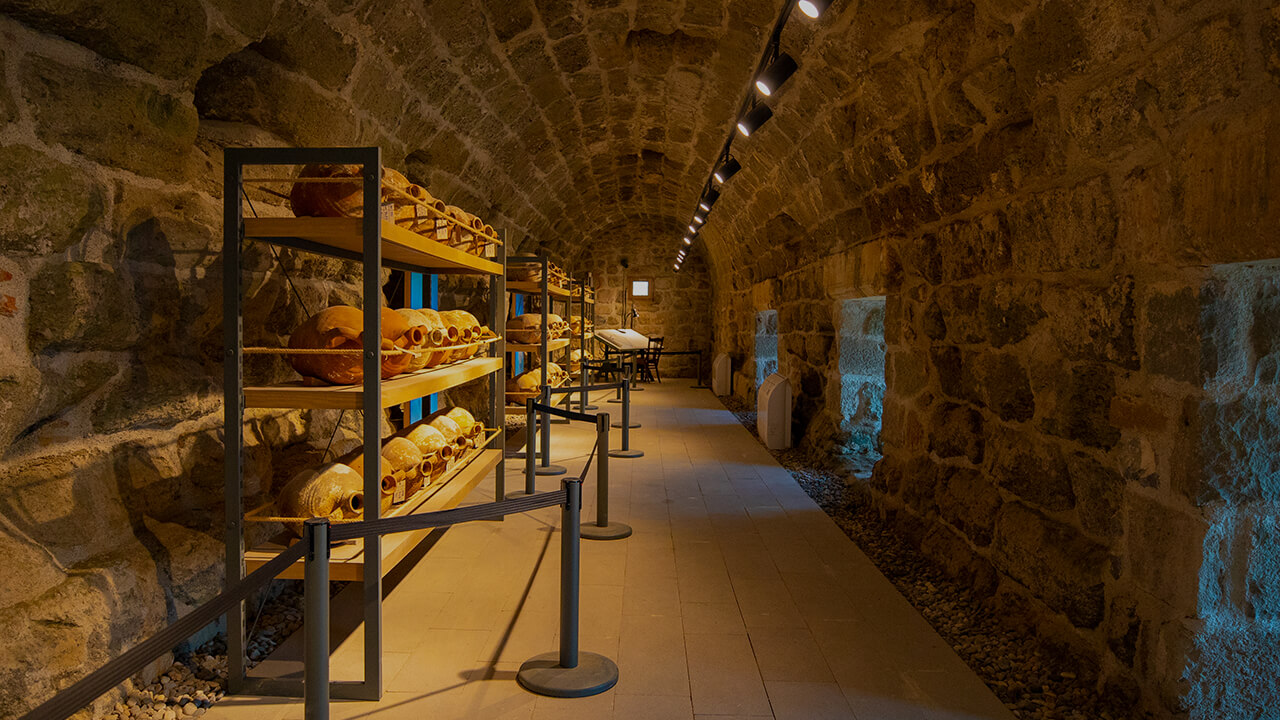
[606,398,623,404]
[608,449,645,459]
[581,522,633,541]
[631,385,645,391]
[505,490,535,500]
[517,652,619,698]
[583,404,600,410]
[611,422,641,429]
[535,464,568,476]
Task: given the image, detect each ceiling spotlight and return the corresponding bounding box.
[737,103,773,137]
[674,263,680,271]
[688,223,697,233]
[683,236,693,245]
[713,157,741,184]
[798,0,832,18]
[699,188,721,211]
[693,214,705,225]
[756,53,798,97]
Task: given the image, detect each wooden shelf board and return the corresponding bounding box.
[505,338,570,353]
[244,448,502,581]
[243,217,502,275]
[506,280,571,299]
[244,356,503,409]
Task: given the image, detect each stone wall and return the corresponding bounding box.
[578,218,713,379]
[702,1,1280,716]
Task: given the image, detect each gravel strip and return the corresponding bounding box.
[719,395,1139,720]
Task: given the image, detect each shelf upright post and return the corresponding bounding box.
[577,277,588,414]
[539,254,551,467]
[358,147,384,700]
[490,229,507,502]
[223,149,247,694]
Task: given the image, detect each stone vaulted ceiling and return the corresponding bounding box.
[191,0,830,271]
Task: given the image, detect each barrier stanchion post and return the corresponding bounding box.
[517,479,619,697]
[303,518,330,720]
[610,375,644,459]
[536,385,567,476]
[607,356,625,404]
[611,361,640,429]
[582,412,632,540]
[509,399,537,499]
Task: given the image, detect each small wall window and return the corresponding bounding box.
[756,310,779,389]
[838,297,886,475]
[631,280,650,297]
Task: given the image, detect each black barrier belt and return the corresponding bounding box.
[579,437,601,485]
[330,489,567,543]
[546,382,623,395]
[22,541,308,720]
[530,402,596,424]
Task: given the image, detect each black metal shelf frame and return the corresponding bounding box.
[223,146,507,701]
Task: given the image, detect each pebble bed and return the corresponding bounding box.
[108,584,309,720]
[720,396,1138,720]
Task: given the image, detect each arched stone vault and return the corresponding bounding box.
[4,1,1280,718]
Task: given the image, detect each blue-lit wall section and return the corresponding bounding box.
[513,293,524,374]
[407,272,438,422]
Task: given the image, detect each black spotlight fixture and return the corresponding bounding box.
[699,188,721,212]
[713,157,741,184]
[683,236,693,245]
[693,213,706,225]
[756,53,798,97]
[798,0,832,18]
[737,103,773,137]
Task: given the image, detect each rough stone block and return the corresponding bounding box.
[929,401,984,464]
[0,47,13,126]
[1040,362,1121,450]
[27,261,138,355]
[1005,177,1116,274]
[930,344,982,406]
[981,278,1045,348]
[22,57,197,179]
[0,144,105,257]
[1141,285,1202,384]
[1042,277,1137,369]
[0,542,166,718]
[254,13,359,90]
[993,501,1108,628]
[986,426,1074,512]
[1068,451,1124,539]
[979,351,1035,423]
[936,465,1002,547]
[1,449,136,567]
[195,50,360,149]
[2,0,213,79]
[1127,494,1204,614]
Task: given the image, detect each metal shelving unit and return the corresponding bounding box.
[505,254,573,412]
[223,146,506,700]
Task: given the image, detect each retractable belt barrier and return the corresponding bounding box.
[515,397,634,542]
[23,483,620,720]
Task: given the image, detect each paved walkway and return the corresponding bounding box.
[210,382,1013,720]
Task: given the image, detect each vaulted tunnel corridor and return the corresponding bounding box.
[1,1,1278,719]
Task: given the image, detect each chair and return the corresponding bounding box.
[639,336,665,383]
